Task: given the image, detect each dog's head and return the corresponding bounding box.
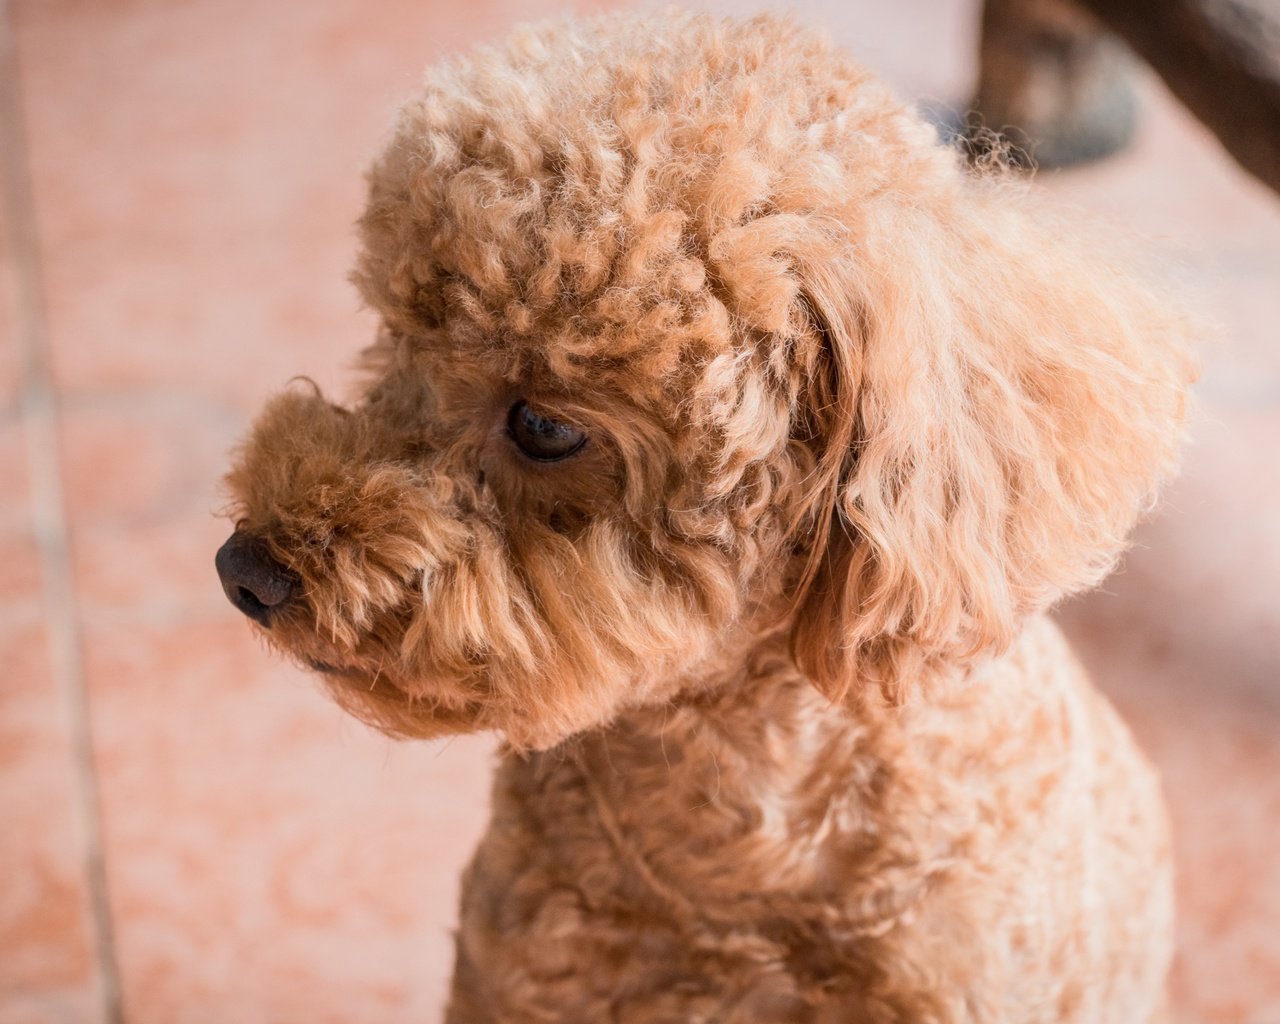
[218,12,1197,750]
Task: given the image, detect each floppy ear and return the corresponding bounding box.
[788,178,1200,701]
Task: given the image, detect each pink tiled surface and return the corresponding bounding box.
[1,1,1277,1022]
[0,427,100,1024]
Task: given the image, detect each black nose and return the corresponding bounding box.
[215,532,299,626]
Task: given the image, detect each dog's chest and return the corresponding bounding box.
[450,687,971,1020]
[445,621,1171,1024]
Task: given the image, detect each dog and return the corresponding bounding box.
[216,11,1199,1021]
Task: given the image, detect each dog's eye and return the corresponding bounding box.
[507,401,587,462]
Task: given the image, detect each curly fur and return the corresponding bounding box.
[221,11,1198,1021]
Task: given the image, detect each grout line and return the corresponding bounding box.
[0,4,124,1023]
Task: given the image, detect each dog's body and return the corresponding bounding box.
[449,618,1172,1023]
[218,12,1196,1021]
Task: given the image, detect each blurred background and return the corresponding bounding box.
[1,1,1277,1021]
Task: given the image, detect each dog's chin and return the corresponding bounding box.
[303,656,629,751]
[295,657,491,741]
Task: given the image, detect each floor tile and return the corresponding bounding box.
[0,414,32,532]
[0,420,102,1020]
[56,396,241,620]
[1039,75,1280,411]
[0,520,42,606]
[0,211,19,416]
[1059,404,1280,1022]
[0,990,100,1024]
[0,55,24,421]
[59,398,239,527]
[71,514,232,625]
[0,618,94,996]
[81,613,493,1023]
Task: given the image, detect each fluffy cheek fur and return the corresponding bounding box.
[223,374,798,751]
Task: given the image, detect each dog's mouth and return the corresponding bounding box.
[304,658,365,678]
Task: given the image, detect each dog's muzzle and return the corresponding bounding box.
[215,531,299,627]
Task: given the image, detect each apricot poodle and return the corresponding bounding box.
[216,11,1200,1021]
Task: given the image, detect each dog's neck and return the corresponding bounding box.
[515,638,913,917]
[485,618,1066,946]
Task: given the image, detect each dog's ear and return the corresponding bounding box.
[787,180,1199,701]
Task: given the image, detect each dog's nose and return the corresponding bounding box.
[215,531,299,627]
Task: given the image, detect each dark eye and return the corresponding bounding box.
[507,401,588,462]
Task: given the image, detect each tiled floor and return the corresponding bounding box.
[1,1,1278,1022]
